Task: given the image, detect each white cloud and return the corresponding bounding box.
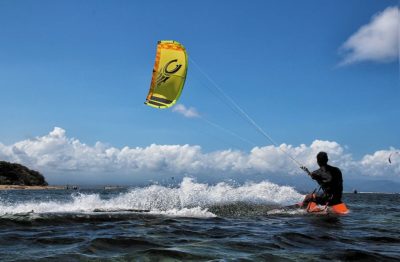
[339,6,399,65]
[0,127,399,184]
[172,104,200,118]
[360,149,400,176]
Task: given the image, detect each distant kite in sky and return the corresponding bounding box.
[145,40,188,109]
[388,151,399,164]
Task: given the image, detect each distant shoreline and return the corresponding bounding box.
[0,185,66,190]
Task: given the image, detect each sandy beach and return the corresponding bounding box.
[0,185,65,190]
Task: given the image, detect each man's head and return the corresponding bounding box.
[317,151,328,166]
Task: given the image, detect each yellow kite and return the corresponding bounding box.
[145,40,188,108]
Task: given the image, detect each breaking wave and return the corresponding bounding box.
[0,177,303,218]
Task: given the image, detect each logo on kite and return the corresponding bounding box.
[144,40,188,109]
[156,59,182,87]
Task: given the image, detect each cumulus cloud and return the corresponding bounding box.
[360,149,400,176]
[339,6,399,65]
[172,104,200,118]
[0,127,399,184]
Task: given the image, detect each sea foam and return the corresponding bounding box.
[0,177,303,218]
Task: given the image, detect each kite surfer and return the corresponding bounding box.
[300,152,343,207]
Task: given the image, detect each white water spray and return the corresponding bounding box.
[0,178,303,217]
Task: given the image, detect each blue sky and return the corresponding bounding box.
[0,1,399,187]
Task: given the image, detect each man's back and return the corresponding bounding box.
[311,164,343,204]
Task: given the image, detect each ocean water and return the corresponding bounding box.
[0,178,399,261]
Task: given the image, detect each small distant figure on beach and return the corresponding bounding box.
[66,185,79,190]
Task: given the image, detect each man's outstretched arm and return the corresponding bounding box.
[300,166,312,176]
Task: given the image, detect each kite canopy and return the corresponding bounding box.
[145,40,188,109]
